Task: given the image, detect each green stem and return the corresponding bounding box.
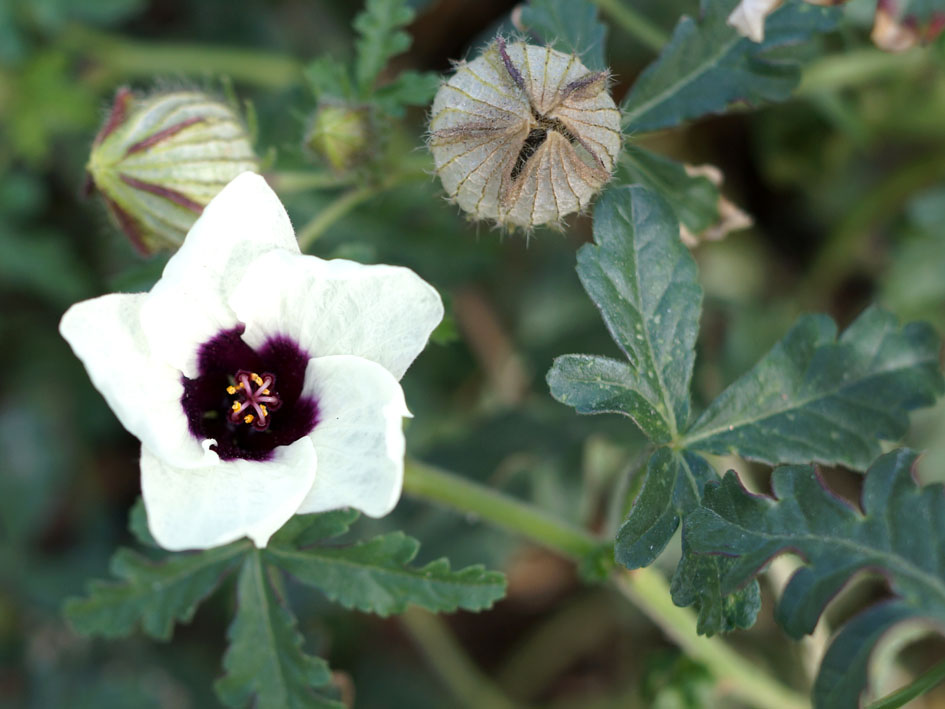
[63,25,302,89]
[797,49,930,96]
[591,0,668,53]
[295,162,429,250]
[616,572,807,709]
[403,459,602,560]
[268,170,357,194]
[866,657,945,709]
[403,459,809,709]
[400,608,521,709]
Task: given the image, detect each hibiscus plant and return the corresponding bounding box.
[4,0,945,707]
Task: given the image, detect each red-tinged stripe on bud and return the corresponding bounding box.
[120,174,204,213]
[92,87,133,147]
[124,117,205,156]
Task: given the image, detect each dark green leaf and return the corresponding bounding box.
[373,70,440,117]
[128,497,157,548]
[681,307,943,469]
[63,543,247,640]
[269,509,360,549]
[519,0,608,71]
[305,55,353,101]
[548,355,674,441]
[266,531,506,616]
[548,185,702,442]
[215,552,342,709]
[684,449,945,705]
[670,548,761,636]
[618,146,721,238]
[621,0,841,133]
[353,0,414,94]
[615,448,716,569]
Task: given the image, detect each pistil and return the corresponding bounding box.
[226,370,282,430]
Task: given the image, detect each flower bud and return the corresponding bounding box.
[304,103,371,172]
[86,88,259,255]
[429,38,622,230]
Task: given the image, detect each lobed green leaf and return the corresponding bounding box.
[684,449,945,706]
[548,185,702,442]
[615,448,717,570]
[266,531,507,616]
[215,552,342,709]
[621,0,841,133]
[670,549,761,636]
[63,542,247,640]
[519,0,608,71]
[353,0,415,94]
[681,306,943,470]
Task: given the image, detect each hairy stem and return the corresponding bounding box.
[403,459,808,709]
[591,0,668,53]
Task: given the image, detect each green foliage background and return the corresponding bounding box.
[2,0,945,707]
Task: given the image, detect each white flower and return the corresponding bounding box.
[727,0,840,42]
[727,0,783,42]
[60,173,443,551]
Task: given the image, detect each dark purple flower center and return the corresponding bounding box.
[181,326,318,462]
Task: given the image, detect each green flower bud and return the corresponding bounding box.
[86,87,259,255]
[304,103,370,172]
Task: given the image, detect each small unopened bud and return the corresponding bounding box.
[86,88,259,254]
[872,0,945,52]
[429,38,621,230]
[304,103,371,172]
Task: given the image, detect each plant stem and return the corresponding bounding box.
[295,162,429,250]
[400,608,521,709]
[591,0,668,53]
[403,459,602,560]
[403,459,809,709]
[866,657,945,709]
[63,25,302,90]
[616,572,807,709]
[268,170,357,194]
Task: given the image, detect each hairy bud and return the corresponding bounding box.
[304,103,371,172]
[86,88,259,255]
[429,38,621,230]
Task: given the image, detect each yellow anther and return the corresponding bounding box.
[260,405,268,416]
[243,414,254,424]
[262,389,270,395]
[231,402,241,412]
[252,373,264,385]
[226,385,237,395]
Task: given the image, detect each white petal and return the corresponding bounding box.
[727,0,782,42]
[296,355,409,518]
[230,250,444,380]
[139,172,301,378]
[60,293,213,469]
[141,436,317,550]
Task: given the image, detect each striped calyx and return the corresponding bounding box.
[429,38,621,230]
[86,88,259,255]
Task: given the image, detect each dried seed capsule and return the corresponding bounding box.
[86,88,259,255]
[429,38,622,229]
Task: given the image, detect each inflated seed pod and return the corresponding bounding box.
[86,88,259,254]
[429,38,622,229]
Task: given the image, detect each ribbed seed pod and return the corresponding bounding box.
[429,38,622,230]
[86,88,259,254]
